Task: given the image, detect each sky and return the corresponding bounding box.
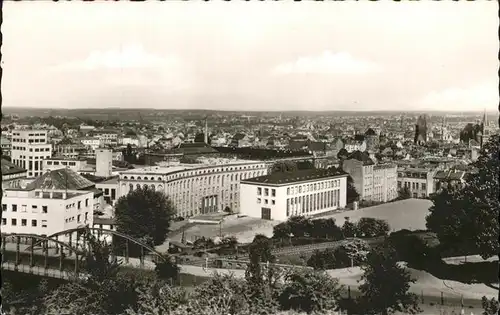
[2,1,498,112]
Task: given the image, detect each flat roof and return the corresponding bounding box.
[121,159,266,175]
[242,168,348,186]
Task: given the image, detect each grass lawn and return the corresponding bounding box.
[318,198,433,231]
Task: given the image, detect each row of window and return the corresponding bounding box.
[12,138,47,143]
[398,172,427,179]
[123,169,266,183]
[12,147,51,152]
[257,187,276,197]
[397,181,427,191]
[46,161,77,166]
[3,204,48,213]
[257,198,276,205]
[286,189,341,217]
[286,179,342,196]
[2,218,47,228]
[65,212,88,223]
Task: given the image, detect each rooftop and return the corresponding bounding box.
[242,168,348,185]
[26,168,95,190]
[1,159,26,176]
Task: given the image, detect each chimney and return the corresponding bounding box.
[204,118,208,144]
[62,191,67,199]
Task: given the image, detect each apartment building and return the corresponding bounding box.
[93,130,119,146]
[240,168,348,221]
[54,138,86,159]
[10,130,52,178]
[116,159,269,217]
[397,167,436,198]
[1,188,94,237]
[342,153,398,203]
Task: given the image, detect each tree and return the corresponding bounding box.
[398,186,411,200]
[245,235,281,314]
[278,269,343,314]
[358,246,420,315]
[426,135,499,259]
[481,296,499,315]
[43,231,145,315]
[191,273,250,315]
[337,148,349,160]
[273,222,291,239]
[307,249,337,270]
[287,216,313,237]
[342,217,359,238]
[223,205,233,214]
[125,281,188,315]
[155,255,180,284]
[357,217,391,238]
[343,176,359,205]
[115,187,175,246]
[310,218,343,240]
[334,239,370,268]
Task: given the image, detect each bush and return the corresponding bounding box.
[278,269,343,314]
[307,249,337,270]
[357,217,391,238]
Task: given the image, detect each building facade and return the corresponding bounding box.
[117,159,269,218]
[43,158,88,173]
[240,169,348,221]
[342,158,398,203]
[397,167,436,198]
[2,188,94,237]
[11,130,52,178]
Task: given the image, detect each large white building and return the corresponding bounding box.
[11,130,52,178]
[239,168,348,221]
[397,167,437,198]
[1,188,94,237]
[342,153,398,203]
[117,158,269,217]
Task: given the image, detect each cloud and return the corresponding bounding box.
[271,51,382,75]
[413,82,498,111]
[52,43,183,71]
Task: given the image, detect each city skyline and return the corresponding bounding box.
[2,1,498,112]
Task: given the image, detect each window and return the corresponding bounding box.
[271,189,276,197]
[257,187,262,195]
[12,219,17,226]
[422,183,427,190]
[271,200,276,205]
[85,199,89,207]
[42,206,48,213]
[21,205,27,212]
[32,220,37,227]
[21,219,27,226]
[77,214,81,223]
[32,205,38,213]
[287,188,290,195]
[257,198,261,204]
[264,188,269,196]
[2,204,6,211]
[2,218,6,225]
[12,204,17,212]
[265,199,268,204]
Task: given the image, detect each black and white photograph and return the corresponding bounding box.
[0,1,498,315]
